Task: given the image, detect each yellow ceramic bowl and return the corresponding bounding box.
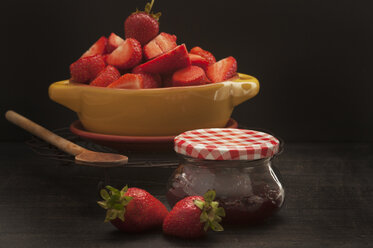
[49,73,259,136]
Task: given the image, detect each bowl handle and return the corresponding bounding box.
[49,80,82,113]
[231,73,260,106]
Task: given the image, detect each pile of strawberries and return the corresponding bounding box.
[69,0,238,89]
[98,185,225,239]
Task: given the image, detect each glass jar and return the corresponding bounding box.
[166,156,284,224]
[168,128,285,224]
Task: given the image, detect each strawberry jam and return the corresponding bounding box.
[170,128,284,225]
[166,157,285,224]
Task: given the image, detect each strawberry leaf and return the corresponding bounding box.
[194,199,205,210]
[100,189,110,200]
[211,222,224,232]
[98,185,132,222]
[216,207,226,217]
[196,190,225,233]
[203,190,216,203]
[97,201,108,209]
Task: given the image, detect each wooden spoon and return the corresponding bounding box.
[5,110,128,167]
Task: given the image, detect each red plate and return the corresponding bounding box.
[70,118,238,152]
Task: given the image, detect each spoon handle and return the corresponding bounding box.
[5,110,85,156]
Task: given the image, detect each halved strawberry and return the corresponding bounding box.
[81,36,108,58]
[172,66,208,87]
[90,65,120,87]
[107,73,144,89]
[189,54,209,71]
[206,56,237,83]
[70,55,106,83]
[139,73,161,88]
[106,38,142,70]
[134,44,190,74]
[107,33,125,53]
[190,47,216,65]
[143,33,177,60]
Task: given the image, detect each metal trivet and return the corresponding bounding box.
[25,127,179,168]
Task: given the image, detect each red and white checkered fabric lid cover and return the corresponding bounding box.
[174,128,280,160]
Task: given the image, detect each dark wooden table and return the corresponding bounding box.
[0,142,372,247]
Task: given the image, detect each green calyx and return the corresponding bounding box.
[194,190,226,232]
[97,185,133,222]
[135,0,161,21]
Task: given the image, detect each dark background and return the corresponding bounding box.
[2,0,373,142]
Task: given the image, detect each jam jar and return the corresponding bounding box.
[166,128,285,224]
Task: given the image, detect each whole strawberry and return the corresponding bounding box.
[124,0,161,46]
[162,190,225,239]
[97,185,168,232]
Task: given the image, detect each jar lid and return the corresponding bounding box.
[174,128,280,160]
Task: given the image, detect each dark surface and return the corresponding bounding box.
[2,0,373,142]
[0,142,372,247]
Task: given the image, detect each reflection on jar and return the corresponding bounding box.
[166,157,285,224]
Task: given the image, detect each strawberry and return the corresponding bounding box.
[190,46,216,65]
[139,73,162,88]
[90,65,120,87]
[107,33,125,53]
[107,73,144,89]
[133,44,190,74]
[98,186,168,232]
[163,190,225,239]
[143,32,177,60]
[172,66,208,87]
[124,0,161,46]
[70,55,106,83]
[206,56,238,83]
[189,54,209,71]
[106,38,142,70]
[81,36,108,58]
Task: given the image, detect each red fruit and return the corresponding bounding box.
[190,46,216,65]
[81,36,108,58]
[134,44,190,74]
[107,33,125,53]
[124,0,161,46]
[90,65,120,87]
[102,54,109,64]
[189,54,209,71]
[144,32,177,60]
[163,190,225,239]
[107,73,144,89]
[139,73,161,88]
[106,38,142,70]
[172,66,208,87]
[206,56,238,83]
[70,55,106,83]
[98,186,168,232]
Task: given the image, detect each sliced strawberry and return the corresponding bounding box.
[172,66,208,87]
[81,36,108,58]
[107,33,125,53]
[106,38,142,70]
[143,33,177,60]
[70,55,106,83]
[189,54,209,71]
[206,56,238,83]
[90,65,120,87]
[190,46,216,65]
[139,73,161,88]
[134,44,190,74]
[107,73,144,89]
